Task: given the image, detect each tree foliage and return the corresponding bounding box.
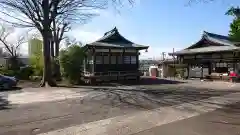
[0,0,134,86]
[229,18,240,42]
[30,54,43,76]
[60,45,85,84]
[226,7,240,42]
[29,38,44,76]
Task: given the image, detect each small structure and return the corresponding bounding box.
[82,27,149,84]
[158,59,176,78]
[169,31,240,80]
[149,65,159,77]
[139,59,159,76]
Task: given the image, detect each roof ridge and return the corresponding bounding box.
[203,31,229,39]
[104,27,118,35]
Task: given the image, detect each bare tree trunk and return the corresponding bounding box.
[55,41,59,58]
[40,0,56,87]
[54,41,61,81]
[40,33,56,87]
[50,40,55,58]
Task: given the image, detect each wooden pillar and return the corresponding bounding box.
[109,49,111,65]
[187,64,190,79]
[220,54,223,63]
[136,51,140,81]
[122,49,125,65]
[136,51,139,70]
[123,49,125,81]
[208,62,212,75]
[101,52,104,66]
[83,56,85,72]
[92,47,96,75]
[233,52,236,72]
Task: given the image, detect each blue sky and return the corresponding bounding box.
[70,0,240,59]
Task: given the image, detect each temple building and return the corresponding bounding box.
[169,31,240,80]
[82,27,149,84]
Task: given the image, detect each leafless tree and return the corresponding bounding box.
[0,0,135,87]
[0,24,28,69]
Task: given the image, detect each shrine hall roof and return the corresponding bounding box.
[85,27,148,50]
[169,31,240,55]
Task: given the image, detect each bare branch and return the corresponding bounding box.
[0,0,135,86]
[0,24,28,57]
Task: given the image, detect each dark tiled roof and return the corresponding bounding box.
[170,31,240,55]
[171,46,239,55]
[86,27,148,50]
[202,31,235,46]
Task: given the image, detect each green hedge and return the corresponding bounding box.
[0,66,34,80]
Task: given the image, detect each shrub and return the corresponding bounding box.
[29,54,43,76]
[0,67,16,76]
[18,66,34,80]
[0,65,34,80]
[60,45,85,84]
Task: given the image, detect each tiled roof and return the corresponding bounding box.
[85,27,148,50]
[202,31,235,46]
[171,46,239,55]
[89,42,147,48]
[170,31,240,55]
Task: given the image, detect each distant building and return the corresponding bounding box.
[28,38,43,56]
[139,59,159,72]
[169,31,240,79]
[0,47,3,56]
[3,56,29,66]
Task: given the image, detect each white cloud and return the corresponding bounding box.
[69,30,102,44]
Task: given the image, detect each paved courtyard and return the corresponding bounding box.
[0,79,240,135]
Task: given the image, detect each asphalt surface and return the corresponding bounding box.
[134,102,240,135]
[0,96,145,135]
[0,79,240,135]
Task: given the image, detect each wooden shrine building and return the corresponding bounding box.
[82,27,149,83]
[169,31,240,79]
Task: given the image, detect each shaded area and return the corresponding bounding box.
[16,78,185,88]
[0,87,21,110]
[209,102,240,126]
[0,87,22,92]
[0,82,239,135]
[57,78,185,88]
[134,102,240,135]
[80,84,240,110]
[0,96,10,110]
[137,77,184,85]
[115,77,184,85]
[17,81,40,88]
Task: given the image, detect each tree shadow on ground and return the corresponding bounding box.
[209,102,240,126]
[57,78,185,89]
[0,96,11,110]
[132,77,185,85]
[17,81,40,88]
[0,87,21,110]
[80,84,240,112]
[0,87,22,92]
[100,78,185,86]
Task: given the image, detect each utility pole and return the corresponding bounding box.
[173,48,175,80]
[162,52,166,61]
